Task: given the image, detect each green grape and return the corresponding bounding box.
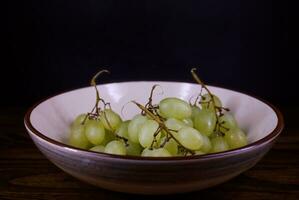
[193,109,216,136]
[160,137,178,155]
[159,98,192,119]
[89,145,105,152]
[84,119,105,145]
[165,118,185,131]
[72,114,87,127]
[176,127,204,150]
[128,114,148,143]
[138,120,161,148]
[219,113,237,132]
[141,148,171,157]
[100,109,122,132]
[201,93,222,110]
[159,129,167,138]
[191,105,201,120]
[211,136,229,153]
[116,120,130,139]
[194,150,206,155]
[182,118,193,127]
[126,141,142,156]
[69,124,91,149]
[199,134,212,153]
[104,140,126,155]
[101,130,116,145]
[224,128,248,149]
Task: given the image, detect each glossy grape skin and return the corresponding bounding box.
[89,145,105,152]
[100,109,122,132]
[225,128,248,149]
[104,140,126,155]
[199,134,212,153]
[159,98,192,119]
[160,137,178,155]
[84,120,105,145]
[128,115,148,143]
[165,118,185,131]
[201,93,222,110]
[182,118,193,127]
[176,127,204,150]
[194,150,206,155]
[138,120,161,148]
[126,141,142,156]
[116,120,130,139]
[193,109,216,136]
[141,148,171,157]
[69,124,90,149]
[219,113,237,132]
[72,114,87,127]
[191,106,201,120]
[211,136,229,153]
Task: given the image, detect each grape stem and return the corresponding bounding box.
[160,134,171,148]
[142,85,164,119]
[191,68,228,135]
[81,69,128,144]
[132,101,195,154]
[149,127,162,149]
[81,70,110,124]
[90,70,110,115]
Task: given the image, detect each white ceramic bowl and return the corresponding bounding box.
[24,81,284,194]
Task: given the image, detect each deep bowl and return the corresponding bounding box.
[24,81,284,194]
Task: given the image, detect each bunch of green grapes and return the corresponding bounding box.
[69,69,248,157]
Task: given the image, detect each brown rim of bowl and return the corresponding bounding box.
[24,81,284,161]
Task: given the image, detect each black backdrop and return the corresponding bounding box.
[5,0,294,107]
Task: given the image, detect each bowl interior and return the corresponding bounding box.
[29,81,278,147]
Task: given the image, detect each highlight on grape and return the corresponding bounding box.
[68,68,248,157]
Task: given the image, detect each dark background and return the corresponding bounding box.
[5,0,294,107]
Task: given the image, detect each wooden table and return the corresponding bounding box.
[0,106,298,200]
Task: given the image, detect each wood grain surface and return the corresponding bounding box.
[0,106,298,200]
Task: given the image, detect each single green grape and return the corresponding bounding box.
[69,124,91,149]
[225,128,248,149]
[193,109,216,136]
[219,113,237,132]
[211,136,229,153]
[138,120,161,148]
[89,145,105,152]
[84,119,105,145]
[201,93,222,110]
[100,109,122,132]
[191,105,201,120]
[115,120,130,139]
[126,141,143,156]
[159,97,192,119]
[182,118,193,127]
[194,150,206,155]
[128,114,148,143]
[160,137,178,155]
[165,118,185,131]
[104,140,126,155]
[199,134,212,153]
[72,114,87,127]
[141,148,171,157]
[176,127,204,150]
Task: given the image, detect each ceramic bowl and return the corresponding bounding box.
[24,81,284,194]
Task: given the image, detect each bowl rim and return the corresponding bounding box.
[24,81,284,161]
